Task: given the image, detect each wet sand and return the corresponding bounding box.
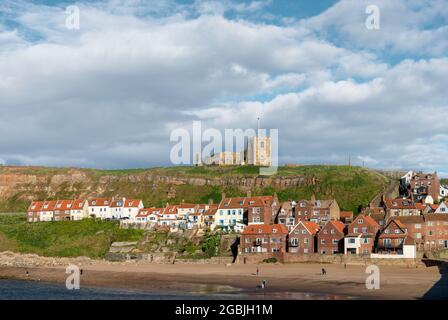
[0,262,444,299]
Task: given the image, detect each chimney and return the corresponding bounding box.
[221,192,226,200]
[208,198,214,205]
[246,190,252,198]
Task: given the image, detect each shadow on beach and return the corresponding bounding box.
[421,260,448,300]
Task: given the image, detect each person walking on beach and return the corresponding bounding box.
[321,268,327,275]
[256,266,259,276]
[25,270,29,278]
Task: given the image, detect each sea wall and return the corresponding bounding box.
[238,253,426,268]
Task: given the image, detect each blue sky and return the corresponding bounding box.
[0,0,447,176]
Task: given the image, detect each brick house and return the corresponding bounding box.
[340,211,354,224]
[276,201,295,231]
[377,219,414,254]
[344,214,380,255]
[245,195,279,226]
[295,197,341,227]
[383,198,421,220]
[408,172,440,202]
[288,221,319,254]
[393,215,425,251]
[423,214,448,250]
[240,224,288,254]
[317,220,346,254]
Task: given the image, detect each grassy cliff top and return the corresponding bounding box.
[0,165,389,213]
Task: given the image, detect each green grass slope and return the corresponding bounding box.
[0,213,143,258]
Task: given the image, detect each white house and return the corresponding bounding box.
[88,198,112,219]
[159,204,178,227]
[134,208,161,224]
[70,199,88,221]
[214,197,246,230]
[40,200,57,222]
[440,185,448,198]
[110,198,125,219]
[122,199,144,222]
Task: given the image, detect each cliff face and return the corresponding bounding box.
[0,165,389,213]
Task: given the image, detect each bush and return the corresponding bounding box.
[262,257,278,263]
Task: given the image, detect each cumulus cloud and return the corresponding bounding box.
[0,0,446,175]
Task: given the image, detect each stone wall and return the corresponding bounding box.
[238,252,426,267]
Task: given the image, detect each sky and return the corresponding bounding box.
[0,0,447,176]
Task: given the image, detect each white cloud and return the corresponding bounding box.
[0,0,446,175]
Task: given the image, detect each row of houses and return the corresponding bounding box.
[27,198,143,222]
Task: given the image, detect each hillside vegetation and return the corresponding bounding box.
[0,213,143,258]
[0,165,389,213]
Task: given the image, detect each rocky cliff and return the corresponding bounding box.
[0,165,389,212]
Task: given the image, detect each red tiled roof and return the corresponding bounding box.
[323,220,345,234]
[28,201,44,212]
[219,197,247,209]
[353,214,380,228]
[301,221,320,235]
[178,203,196,209]
[71,199,85,209]
[136,208,161,218]
[384,198,417,210]
[340,211,353,219]
[242,224,288,235]
[55,200,73,211]
[88,198,112,206]
[124,199,141,208]
[41,200,58,211]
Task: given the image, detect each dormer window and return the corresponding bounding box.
[258,229,262,233]
[92,201,96,205]
[273,228,277,233]
[57,204,61,208]
[358,219,363,224]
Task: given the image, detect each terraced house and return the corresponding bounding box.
[344,214,380,255]
[240,224,288,254]
[317,220,346,254]
[288,221,319,254]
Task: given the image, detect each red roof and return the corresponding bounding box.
[88,198,112,206]
[301,221,320,235]
[136,208,162,218]
[178,203,196,209]
[71,199,85,209]
[242,224,288,236]
[40,200,57,211]
[384,198,417,210]
[28,201,43,212]
[55,200,73,211]
[340,211,353,219]
[124,199,141,208]
[353,214,380,228]
[322,220,345,234]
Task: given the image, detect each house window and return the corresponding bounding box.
[320,239,325,244]
[330,229,335,234]
[348,238,356,244]
[362,227,367,233]
[332,239,338,244]
[394,229,400,234]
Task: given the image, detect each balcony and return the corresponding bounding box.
[289,241,299,247]
[254,240,262,246]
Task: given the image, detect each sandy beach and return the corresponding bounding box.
[1,261,446,300]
